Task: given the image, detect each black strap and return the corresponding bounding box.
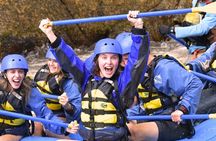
[83,122,116,129]
[82,109,117,115]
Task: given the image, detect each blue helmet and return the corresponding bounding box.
[115,32,132,55]
[1,54,28,72]
[94,38,122,56]
[46,48,56,60]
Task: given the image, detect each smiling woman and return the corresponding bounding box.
[39,10,150,140]
[0,54,71,141]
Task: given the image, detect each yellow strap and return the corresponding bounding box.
[0,118,25,126]
[81,112,117,124]
[143,98,162,109]
[82,101,116,111]
[47,103,62,111]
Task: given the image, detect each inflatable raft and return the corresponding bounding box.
[21,119,216,141]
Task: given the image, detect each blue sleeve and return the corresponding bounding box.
[118,28,150,108]
[154,59,204,114]
[50,37,90,89]
[189,42,216,73]
[28,88,65,134]
[118,29,149,93]
[175,14,216,38]
[84,54,95,72]
[62,79,81,122]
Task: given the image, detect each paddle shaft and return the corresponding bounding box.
[168,34,190,48]
[1,109,215,124]
[52,9,191,26]
[191,71,216,83]
[51,2,216,26]
[41,94,59,99]
[0,110,68,128]
[127,114,213,121]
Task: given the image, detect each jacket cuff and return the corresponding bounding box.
[63,103,75,115]
[131,27,146,35]
[186,63,193,70]
[177,105,189,114]
[50,36,61,49]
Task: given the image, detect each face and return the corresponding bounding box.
[120,53,129,68]
[6,69,25,89]
[98,53,119,78]
[47,59,61,74]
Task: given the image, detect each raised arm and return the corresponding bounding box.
[119,11,150,108]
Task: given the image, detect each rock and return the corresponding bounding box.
[0,0,191,58]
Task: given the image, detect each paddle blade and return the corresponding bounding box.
[192,2,216,14]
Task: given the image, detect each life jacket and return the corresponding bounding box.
[137,55,184,115]
[0,76,28,128]
[81,77,123,130]
[34,64,69,111]
[180,13,216,48]
[206,48,216,72]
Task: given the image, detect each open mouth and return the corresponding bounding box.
[12,79,22,86]
[104,66,113,74]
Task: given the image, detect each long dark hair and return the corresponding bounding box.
[0,72,32,109]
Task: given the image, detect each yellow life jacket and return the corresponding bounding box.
[207,50,216,72]
[138,55,179,114]
[211,60,216,69]
[81,78,121,130]
[0,90,26,127]
[34,65,67,111]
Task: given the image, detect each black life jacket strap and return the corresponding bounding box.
[83,122,117,129]
[82,109,117,115]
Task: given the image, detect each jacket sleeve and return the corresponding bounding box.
[62,79,81,123]
[119,27,150,108]
[28,87,65,135]
[189,42,216,73]
[154,59,204,114]
[175,13,216,38]
[49,37,90,87]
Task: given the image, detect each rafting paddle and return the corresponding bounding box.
[127,113,216,121]
[49,2,216,26]
[0,109,70,128]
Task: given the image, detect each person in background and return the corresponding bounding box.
[113,32,203,140]
[0,54,76,141]
[127,53,203,141]
[115,32,133,71]
[33,48,81,139]
[187,42,216,117]
[39,10,150,141]
[159,0,216,60]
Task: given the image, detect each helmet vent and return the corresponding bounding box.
[12,59,15,61]
[112,43,114,45]
[104,43,107,45]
